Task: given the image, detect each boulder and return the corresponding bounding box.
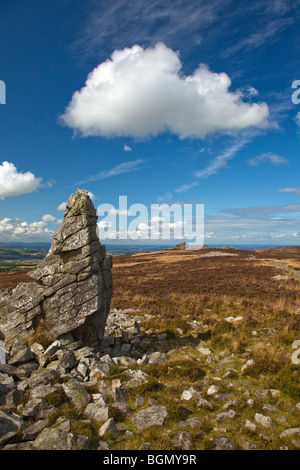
[33,427,89,450]
[130,405,168,432]
[0,410,27,445]
[0,189,112,349]
[62,378,91,412]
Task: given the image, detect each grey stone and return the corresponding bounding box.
[22,397,56,420]
[0,410,27,445]
[207,385,219,396]
[178,417,203,429]
[244,419,257,432]
[44,341,61,357]
[113,386,127,403]
[8,347,35,366]
[60,350,78,369]
[90,360,110,378]
[0,388,22,410]
[135,394,144,408]
[28,368,58,388]
[172,431,193,450]
[216,409,236,422]
[111,402,132,418]
[262,404,279,413]
[213,437,235,450]
[241,440,259,450]
[279,427,300,438]
[139,442,151,450]
[22,419,49,441]
[62,378,91,412]
[98,418,118,438]
[148,352,169,364]
[130,405,168,432]
[180,386,201,401]
[0,189,112,349]
[92,393,109,405]
[33,427,89,450]
[83,403,109,423]
[2,442,34,450]
[254,413,275,429]
[197,397,213,410]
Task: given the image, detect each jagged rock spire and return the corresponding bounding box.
[0,189,112,348]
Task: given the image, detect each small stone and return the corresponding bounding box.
[112,386,127,403]
[92,393,109,405]
[172,431,193,450]
[254,413,274,429]
[244,419,257,432]
[22,398,56,420]
[241,440,258,450]
[124,430,134,439]
[98,418,118,438]
[8,347,35,366]
[44,341,61,357]
[180,386,201,401]
[135,394,144,408]
[60,350,78,369]
[262,404,279,413]
[241,359,255,374]
[111,402,132,418]
[83,403,109,423]
[207,385,219,396]
[213,437,235,450]
[197,397,213,410]
[198,347,212,356]
[148,352,169,365]
[139,442,151,450]
[216,409,236,422]
[33,427,89,450]
[77,361,89,378]
[22,419,49,441]
[279,427,300,439]
[62,378,91,412]
[0,410,27,445]
[130,405,168,433]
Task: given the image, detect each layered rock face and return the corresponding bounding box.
[0,189,112,348]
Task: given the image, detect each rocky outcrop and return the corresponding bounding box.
[0,189,112,349]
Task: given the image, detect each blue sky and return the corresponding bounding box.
[0,0,300,245]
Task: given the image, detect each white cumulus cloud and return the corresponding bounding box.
[247,152,288,166]
[0,161,42,200]
[0,214,60,242]
[60,43,271,139]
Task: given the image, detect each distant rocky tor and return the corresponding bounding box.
[0,189,112,349]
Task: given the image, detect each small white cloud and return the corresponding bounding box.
[79,159,146,184]
[247,86,259,97]
[0,161,42,199]
[123,144,132,152]
[56,201,67,211]
[87,191,96,200]
[60,43,271,139]
[296,111,300,127]
[41,214,57,224]
[247,152,288,166]
[277,187,300,196]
